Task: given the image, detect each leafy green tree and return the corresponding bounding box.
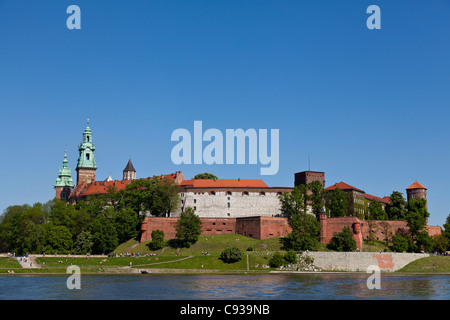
[406,198,429,238]
[269,252,285,268]
[193,173,218,180]
[121,177,180,217]
[43,224,73,254]
[219,247,242,263]
[282,212,321,251]
[308,180,325,217]
[279,186,307,219]
[114,207,140,243]
[148,230,165,251]
[327,226,357,251]
[327,187,349,217]
[387,191,407,220]
[175,207,202,247]
[368,200,388,220]
[432,234,449,253]
[284,250,297,264]
[73,231,93,254]
[90,215,119,254]
[391,234,409,252]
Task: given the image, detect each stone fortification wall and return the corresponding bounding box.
[174,190,283,218]
[303,252,430,272]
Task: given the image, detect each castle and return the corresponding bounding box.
[55,121,441,249]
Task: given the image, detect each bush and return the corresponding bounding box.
[269,252,285,268]
[148,230,165,251]
[284,250,297,264]
[220,247,242,263]
[327,226,357,252]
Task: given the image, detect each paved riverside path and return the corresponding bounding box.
[16,256,40,269]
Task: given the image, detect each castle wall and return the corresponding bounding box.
[140,216,291,242]
[174,189,288,218]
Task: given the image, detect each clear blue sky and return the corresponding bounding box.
[0,1,449,226]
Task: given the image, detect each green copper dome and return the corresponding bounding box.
[77,120,97,169]
[55,151,74,187]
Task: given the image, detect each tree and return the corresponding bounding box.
[90,215,119,254]
[148,230,165,251]
[73,231,93,254]
[387,191,407,221]
[378,221,393,246]
[43,224,73,254]
[432,234,449,253]
[327,187,349,217]
[282,212,321,251]
[368,200,388,220]
[219,247,242,263]
[193,173,218,180]
[391,234,409,252]
[121,177,181,217]
[308,180,325,217]
[175,207,202,247]
[327,226,357,251]
[269,252,285,268]
[279,186,307,219]
[113,207,140,243]
[406,198,429,238]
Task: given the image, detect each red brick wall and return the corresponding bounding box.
[140,216,291,242]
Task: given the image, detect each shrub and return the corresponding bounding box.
[220,247,242,263]
[327,226,357,252]
[148,230,165,251]
[269,252,285,268]
[284,250,297,264]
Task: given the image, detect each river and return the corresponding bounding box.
[1,273,449,300]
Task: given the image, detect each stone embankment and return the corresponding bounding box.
[300,252,430,272]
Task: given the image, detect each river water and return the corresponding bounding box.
[1,273,449,300]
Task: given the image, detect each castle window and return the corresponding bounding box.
[86,153,90,160]
[194,206,196,210]
[211,191,216,195]
[61,193,66,200]
[194,199,197,204]
[243,191,249,196]
[226,191,232,195]
[87,136,90,142]
[228,202,230,208]
[260,192,266,196]
[227,197,230,200]
[227,213,230,217]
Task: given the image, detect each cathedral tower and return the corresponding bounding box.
[54,150,74,200]
[76,119,97,185]
[123,158,136,180]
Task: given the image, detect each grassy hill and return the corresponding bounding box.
[397,256,450,273]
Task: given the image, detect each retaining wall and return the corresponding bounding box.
[303,252,430,272]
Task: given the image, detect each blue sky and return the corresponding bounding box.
[0,1,449,226]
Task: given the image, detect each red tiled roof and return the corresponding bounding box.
[180,179,268,188]
[70,173,181,199]
[406,181,427,190]
[325,182,364,193]
[365,193,390,205]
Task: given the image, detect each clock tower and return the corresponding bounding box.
[76,119,97,185]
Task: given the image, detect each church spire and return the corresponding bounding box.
[55,149,74,200]
[76,119,97,185]
[123,158,136,180]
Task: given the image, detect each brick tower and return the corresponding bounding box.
[406,181,427,209]
[54,150,74,200]
[76,119,97,185]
